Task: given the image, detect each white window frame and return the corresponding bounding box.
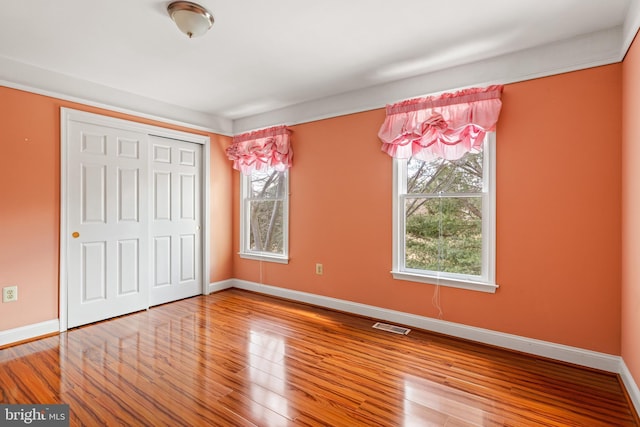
[239,169,289,264]
[391,133,497,293]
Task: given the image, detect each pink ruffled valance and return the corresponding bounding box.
[225,125,292,175]
[378,85,503,161]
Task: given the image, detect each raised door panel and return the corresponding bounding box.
[180,174,195,220]
[118,239,139,295]
[81,241,106,302]
[180,234,195,282]
[81,164,106,224]
[154,236,172,287]
[154,172,171,221]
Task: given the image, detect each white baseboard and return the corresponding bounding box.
[224,279,623,372]
[620,360,640,417]
[207,279,234,294]
[0,319,59,347]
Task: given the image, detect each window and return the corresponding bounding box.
[240,166,289,263]
[379,85,503,292]
[392,133,496,292]
[225,125,292,264]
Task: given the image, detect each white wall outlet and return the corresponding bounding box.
[315,263,323,275]
[3,286,18,303]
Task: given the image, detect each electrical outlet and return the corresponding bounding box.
[315,263,323,275]
[3,286,18,303]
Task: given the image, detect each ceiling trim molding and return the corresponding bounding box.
[0,57,233,136]
[233,26,627,133]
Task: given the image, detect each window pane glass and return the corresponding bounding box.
[251,169,286,199]
[405,197,482,275]
[249,200,284,254]
[408,150,483,194]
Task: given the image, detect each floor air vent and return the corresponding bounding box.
[372,322,411,335]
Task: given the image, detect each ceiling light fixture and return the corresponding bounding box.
[167,1,214,38]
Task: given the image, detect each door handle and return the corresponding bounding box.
[72,232,80,238]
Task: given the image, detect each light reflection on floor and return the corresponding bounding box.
[247,327,291,425]
[403,373,499,426]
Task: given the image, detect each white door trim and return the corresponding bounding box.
[59,108,211,331]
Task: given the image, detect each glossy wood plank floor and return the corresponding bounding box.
[1,289,638,426]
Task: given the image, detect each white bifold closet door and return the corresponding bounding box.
[66,123,202,329]
[149,136,202,306]
[66,122,150,328]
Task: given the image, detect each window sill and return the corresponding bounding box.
[391,271,498,293]
[239,252,289,264]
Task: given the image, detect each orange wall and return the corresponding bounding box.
[233,64,623,354]
[622,34,640,387]
[0,64,625,356]
[0,86,233,331]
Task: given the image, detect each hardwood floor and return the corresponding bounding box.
[1,289,638,426]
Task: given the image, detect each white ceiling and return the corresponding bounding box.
[0,1,637,134]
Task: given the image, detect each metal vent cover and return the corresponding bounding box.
[372,322,411,335]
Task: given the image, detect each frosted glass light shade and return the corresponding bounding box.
[167,1,214,38]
